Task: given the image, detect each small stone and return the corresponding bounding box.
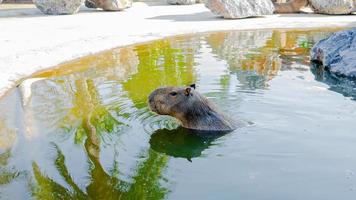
[85,0,97,8]
[205,0,275,19]
[35,0,84,15]
[309,0,354,14]
[84,0,132,11]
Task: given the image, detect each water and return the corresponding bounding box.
[1,28,356,200]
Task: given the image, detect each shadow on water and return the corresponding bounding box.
[149,127,228,161]
[311,62,356,101]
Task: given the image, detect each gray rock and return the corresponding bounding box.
[35,0,84,15]
[309,0,354,14]
[84,0,132,11]
[311,28,356,78]
[167,0,196,5]
[205,0,274,19]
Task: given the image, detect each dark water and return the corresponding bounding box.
[1,28,356,200]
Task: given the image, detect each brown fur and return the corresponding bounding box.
[273,0,309,13]
[148,86,236,131]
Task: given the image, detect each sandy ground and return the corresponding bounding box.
[0,2,356,97]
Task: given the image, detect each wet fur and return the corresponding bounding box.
[148,86,236,131]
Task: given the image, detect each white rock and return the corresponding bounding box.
[205,0,275,19]
[167,0,196,5]
[35,0,84,15]
[309,0,354,14]
[311,28,356,78]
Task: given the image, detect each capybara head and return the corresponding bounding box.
[148,84,236,131]
[148,84,199,117]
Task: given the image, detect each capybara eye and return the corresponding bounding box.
[169,91,178,96]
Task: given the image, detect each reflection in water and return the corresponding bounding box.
[28,76,169,199]
[34,48,139,80]
[150,127,226,161]
[311,62,356,100]
[0,119,17,149]
[205,31,279,90]
[122,38,198,109]
[205,30,329,91]
[31,100,168,199]
[0,119,23,190]
[0,28,352,199]
[27,48,139,141]
[0,150,24,187]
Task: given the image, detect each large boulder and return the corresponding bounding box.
[84,0,132,11]
[35,0,84,15]
[311,28,356,78]
[309,0,354,14]
[167,0,196,5]
[205,0,274,19]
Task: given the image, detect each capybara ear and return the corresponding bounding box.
[190,84,196,89]
[185,87,192,96]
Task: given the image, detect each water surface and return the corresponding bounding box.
[1,28,356,200]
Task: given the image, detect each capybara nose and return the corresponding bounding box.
[148,89,160,102]
[148,90,158,112]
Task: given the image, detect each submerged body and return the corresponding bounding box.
[148,85,236,131]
